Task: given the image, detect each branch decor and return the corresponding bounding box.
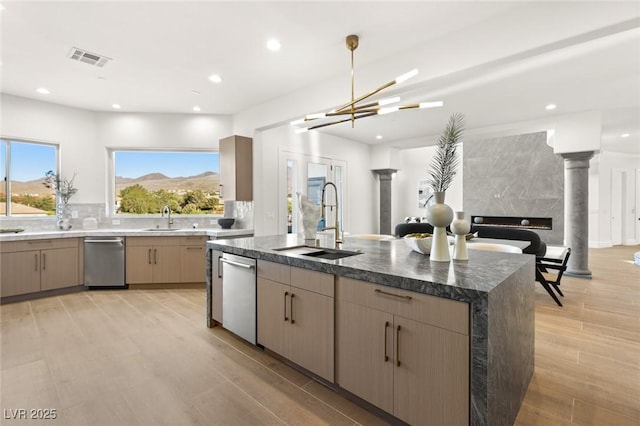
[426,113,465,192]
[43,170,78,204]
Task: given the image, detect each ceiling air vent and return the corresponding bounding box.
[68,47,111,67]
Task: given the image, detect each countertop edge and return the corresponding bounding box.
[0,228,254,241]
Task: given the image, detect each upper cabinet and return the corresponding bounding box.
[219,135,253,201]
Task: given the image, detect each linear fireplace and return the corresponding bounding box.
[471,216,552,230]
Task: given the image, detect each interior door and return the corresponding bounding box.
[611,170,622,245]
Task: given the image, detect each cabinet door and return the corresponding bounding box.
[257,278,289,358]
[219,135,236,201]
[289,287,334,382]
[126,246,154,284]
[211,250,223,323]
[153,245,182,283]
[40,247,79,291]
[336,301,394,413]
[181,245,205,283]
[393,316,469,426]
[0,251,41,297]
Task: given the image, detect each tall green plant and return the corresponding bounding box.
[426,113,465,192]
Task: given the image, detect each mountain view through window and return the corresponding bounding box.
[114,151,222,215]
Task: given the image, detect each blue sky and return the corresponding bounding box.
[1,141,220,182]
[2,141,57,182]
[115,151,220,178]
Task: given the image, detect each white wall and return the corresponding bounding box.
[393,145,464,228]
[0,94,232,205]
[254,126,376,237]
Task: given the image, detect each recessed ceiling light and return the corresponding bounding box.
[112,104,121,109]
[98,76,106,80]
[193,106,201,112]
[620,133,630,138]
[191,90,201,95]
[376,135,383,140]
[36,87,50,95]
[208,74,222,83]
[266,39,281,51]
[545,104,557,110]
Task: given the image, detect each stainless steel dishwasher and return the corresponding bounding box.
[84,236,127,288]
[221,253,257,344]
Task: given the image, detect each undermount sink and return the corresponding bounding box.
[273,245,362,260]
[141,228,182,232]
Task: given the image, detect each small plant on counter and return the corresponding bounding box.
[43,170,78,204]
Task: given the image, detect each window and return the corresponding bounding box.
[0,139,57,217]
[112,150,222,215]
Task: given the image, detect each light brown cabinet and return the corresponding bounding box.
[336,277,470,426]
[0,238,80,297]
[126,237,182,284]
[219,135,252,201]
[181,236,208,283]
[257,261,334,382]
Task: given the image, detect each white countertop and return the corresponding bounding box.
[0,228,254,242]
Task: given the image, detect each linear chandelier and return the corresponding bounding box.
[291,34,443,133]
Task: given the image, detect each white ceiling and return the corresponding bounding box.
[1,1,639,153]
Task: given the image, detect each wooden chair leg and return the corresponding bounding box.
[536,268,563,307]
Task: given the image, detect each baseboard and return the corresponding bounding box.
[589,240,612,248]
[623,239,638,246]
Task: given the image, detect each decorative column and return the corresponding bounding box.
[372,169,397,235]
[561,151,594,278]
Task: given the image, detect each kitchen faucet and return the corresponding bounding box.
[320,182,342,248]
[162,205,173,229]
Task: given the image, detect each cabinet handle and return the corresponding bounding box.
[148,249,152,265]
[284,291,289,321]
[384,321,390,362]
[154,249,157,264]
[395,325,401,367]
[290,293,295,324]
[42,253,46,270]
[217,256,223,278]
[375,288,412,301]
[34,254,39,271]
[186,247,202,250]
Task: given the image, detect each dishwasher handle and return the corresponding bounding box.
[84,239,124,244]
[220,258,255,269]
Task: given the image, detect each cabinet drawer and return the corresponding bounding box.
[291,267,334,298]
[337,277,468,335]
[1,238,79,253]
[257,260,290,284]
[180,236,208,246]
[126,236,178,246]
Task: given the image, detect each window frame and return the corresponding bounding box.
[108,148,223,217]
[0,137,60,218]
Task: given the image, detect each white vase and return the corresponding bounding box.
[451,211,470,260]
[426,191,453,262]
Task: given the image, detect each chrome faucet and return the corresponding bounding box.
[162,205,173,229]
[320,182,342,248]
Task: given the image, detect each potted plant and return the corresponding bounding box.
[425,113,465,261]
[43,170,78,230]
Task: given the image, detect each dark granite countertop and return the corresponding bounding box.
[207,234,534,304]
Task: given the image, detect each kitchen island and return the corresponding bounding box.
[206,234,535,426]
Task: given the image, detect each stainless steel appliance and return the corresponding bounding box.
[221,253,257,344]
[84,236,126,288]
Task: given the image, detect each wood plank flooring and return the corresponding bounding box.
[1,245,639,425]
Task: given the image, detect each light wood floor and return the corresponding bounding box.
[1,246,638,425]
